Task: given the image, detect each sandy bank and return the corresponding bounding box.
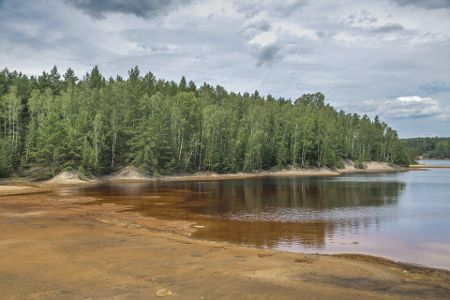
[0,189,449,299]
[409,164,450,169]
[105,161,406,183]
[0,162,406,196]
[107,165,149,181]
[155,161,406,182]
[0,185,37,195]
[44,171,94,185]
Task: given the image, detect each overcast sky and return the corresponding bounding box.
[1,0,450,137]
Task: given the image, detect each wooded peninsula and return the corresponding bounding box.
[0,66,409,179]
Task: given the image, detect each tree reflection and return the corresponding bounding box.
[79,175,405,249]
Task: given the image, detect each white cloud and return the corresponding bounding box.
[357,96,448,119]
[248,31,278,47]
[273,21,319,40]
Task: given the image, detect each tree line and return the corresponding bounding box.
[403,137,450,159]
[0,66,409,178]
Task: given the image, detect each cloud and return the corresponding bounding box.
[243,18,272,33]
[65,0,191,18]
[420,82,450,94]
[344,10,378,25]
[2,0,450,136]
[237,0,309,17]
[248,31,281,66]
[273,21,319,40]
[371,23,404,33]
[248,31,277,47]
[255,44,281,66]
[357,96,447,119]
[390,0,450,9]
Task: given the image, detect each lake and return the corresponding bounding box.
[78,161,450,270]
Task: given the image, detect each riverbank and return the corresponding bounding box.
[44,162,402,185]
[153,161,406,182]
[0,178,449,299]
[409,164,450,169]
[38,161,406,185]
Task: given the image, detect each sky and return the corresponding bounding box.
[1,0,450,138]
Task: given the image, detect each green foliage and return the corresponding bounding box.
[0,66,410,177]
[354,161,366,169]
[403,137,450,159]
[0,138,12,177]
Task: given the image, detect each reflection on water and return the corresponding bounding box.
[77,168,450,270]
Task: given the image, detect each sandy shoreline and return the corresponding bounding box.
[409,164,450,169]
[1,166,449,299]
[33,161,408,185]
[0,162,407,187]
[154,163,407,182]
[0,162,410,194]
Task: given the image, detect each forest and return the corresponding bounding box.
[403,137,450,159]
[0,66,409,178]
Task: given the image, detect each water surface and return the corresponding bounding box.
[78,163,450,270]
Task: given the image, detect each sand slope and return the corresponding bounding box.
[108,166,149,181]
[45,171,91,185]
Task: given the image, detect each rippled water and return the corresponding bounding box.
[77,161,450,270]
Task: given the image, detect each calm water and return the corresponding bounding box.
[77,161,450,270]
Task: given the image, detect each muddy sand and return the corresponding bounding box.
[0,182,449,300]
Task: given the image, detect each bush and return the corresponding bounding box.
[355,161,366,169]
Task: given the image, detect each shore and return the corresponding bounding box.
[36,161,408,185]
[153,162,407,182]
[409,164,450,169]
[1,166,449,299]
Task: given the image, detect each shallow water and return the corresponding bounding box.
[78,162,450,270]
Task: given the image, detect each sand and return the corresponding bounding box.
[0,181,449,299]
[44,171,92,185]
[108,166,150,181]
[102,162,406,183]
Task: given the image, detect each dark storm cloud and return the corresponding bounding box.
[391,0,450,9]
[255,44,281,66]
[65,0,191,18]
[372,23,404,33]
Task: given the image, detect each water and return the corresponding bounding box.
[418,159,450,166]
[78,162,450,270]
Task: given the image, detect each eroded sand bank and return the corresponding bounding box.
[0,182,449,299]
[105,161,407,183]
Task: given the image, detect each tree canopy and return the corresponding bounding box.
[403,137,450,159]
[0,66,409,178]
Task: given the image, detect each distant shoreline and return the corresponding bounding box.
[110,163,407,183]
[36,161,408,186]
[409,164,450,169]
[0,161,408,192]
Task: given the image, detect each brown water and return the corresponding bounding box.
[77,161,450,270]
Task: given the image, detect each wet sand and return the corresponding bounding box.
[0,184,449,299]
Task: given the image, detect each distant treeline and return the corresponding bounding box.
[0,66,409,178]
[403,137,450,159]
